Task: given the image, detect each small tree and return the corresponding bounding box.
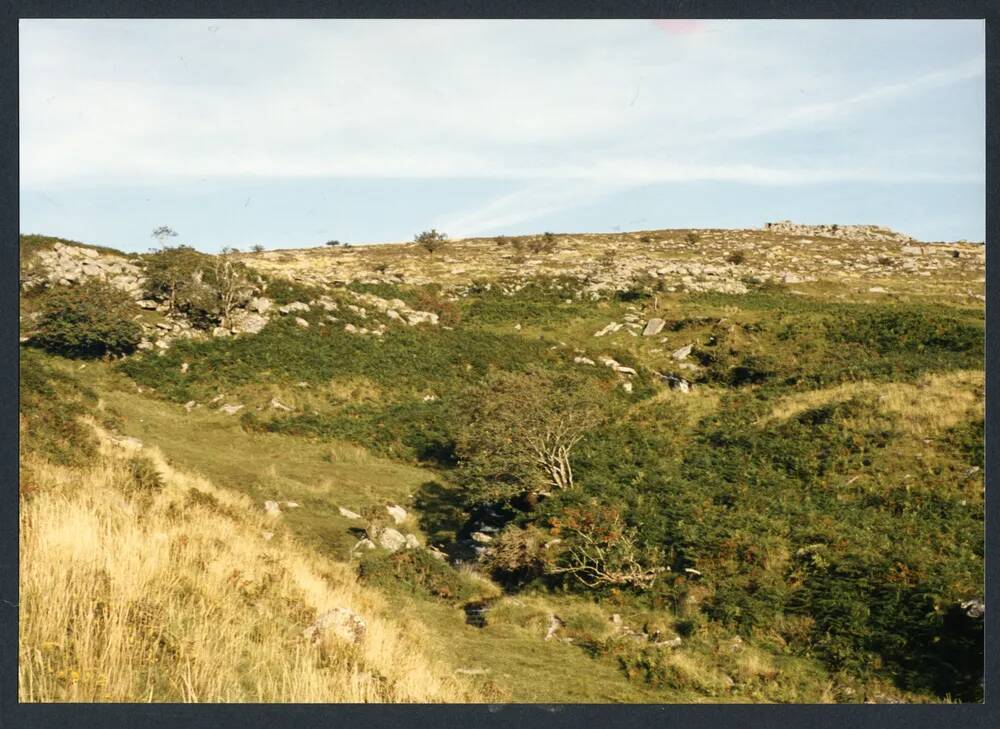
[213,250,254,328]
[455,369,605,505]
[325,240,342,247]
[31,280,142,358]
[414,229,448,253]
[142,245,211,314]
[151,226,178,248]
[547,504,665,590]
[250,244,265,253]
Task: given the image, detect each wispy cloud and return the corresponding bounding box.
[18,19,984,243]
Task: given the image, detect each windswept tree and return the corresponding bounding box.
[455,368,605,506]
[547,503,666,590]
[414,229,448,253]
[151,225,178,248]
[213,249,255,328]
[142,245,209,314]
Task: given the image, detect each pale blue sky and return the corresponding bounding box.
[20,19,985,252]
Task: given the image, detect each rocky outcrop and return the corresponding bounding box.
[763,220,915,244]
[22,242,145,297]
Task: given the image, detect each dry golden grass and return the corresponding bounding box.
[763,370,983,438]
[19,426,481,703]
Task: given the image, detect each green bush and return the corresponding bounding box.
[31,281,142,358]
[357,548,482,603]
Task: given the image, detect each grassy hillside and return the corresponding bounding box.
[18,227,984,703]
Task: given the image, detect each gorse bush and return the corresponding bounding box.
[31,280,142,358]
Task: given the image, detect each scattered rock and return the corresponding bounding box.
[573,356,596,366]
[338,506,362,520]
[661,374,691,393]
[278,301,310,314]
[593,322,623,337]
[642,318,666,336]
[248,297,273,314]
[284,501,300,509]
[303,607,367,646]
[470,531,493,544]
[671,344,693,360]
[352,537,377,552]
[229,311,269,335]
[544,614,565,641]
[376,527,408,552]
[270,397,293,412]
[294,316,310,328]
[454,668,491,676]
[264,500,281,516]
[386,504,408,524]
[183,400,197,412]
[218,403,244,415]
[109,435,144,451]
[404,534,420,549]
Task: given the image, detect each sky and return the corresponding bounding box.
[19,19,985,252]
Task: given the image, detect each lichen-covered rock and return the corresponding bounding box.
[303,607,367,646]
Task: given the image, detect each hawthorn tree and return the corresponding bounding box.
[455,368,605,506]
[547,504,666,590]
[414,229,447,253]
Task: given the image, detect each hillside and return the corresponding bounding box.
[18,224,985,703]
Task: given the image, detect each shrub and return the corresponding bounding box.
[413,288,461,327]
[325,240,342,247]
[725,251,747,265]
[481,525,551,586]
[250,244,265,253]
[686,232,701,245]
[31,280,142,358]
[122,455,165,497]
[356,549,486,603]
[414,229,447,253]
[528,232,557,255]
